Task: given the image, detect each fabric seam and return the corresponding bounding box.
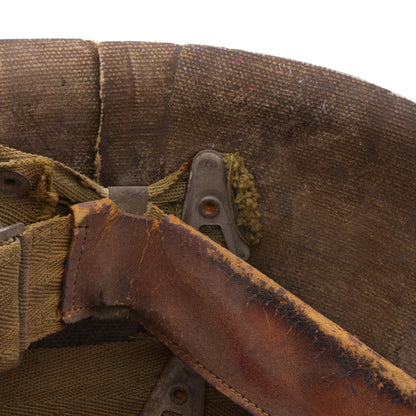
[93,41,104,183]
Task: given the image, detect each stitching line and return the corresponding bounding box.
[64,298,270,415]
[63,219,268,414]
[163,337,271,415]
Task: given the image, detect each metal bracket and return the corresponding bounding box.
[142,150,253,415]
[140,355,205,416]
[107,186,149,216]
[182,150,250,260]
[0,222,25,242]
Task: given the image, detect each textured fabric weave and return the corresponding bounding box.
[95,42,416,377]
[0,145,108,226]
[0,155,58,226]
[0,240,21,371]
[0,215,71,370]
[0,39,100,178]
[19,215,71,349]
[0,333,249,416]
[2,39,416,413]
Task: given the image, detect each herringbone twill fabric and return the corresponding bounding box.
[0,215,71,372]
[0,332,248,416]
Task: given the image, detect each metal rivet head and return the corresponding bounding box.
[170,386,188,405]
[199,196,220,218]
[0,170,30,197]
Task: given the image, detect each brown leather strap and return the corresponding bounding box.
[60,198,416,416]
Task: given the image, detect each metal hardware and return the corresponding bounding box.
[0,170,30,197]
[142,151,253,415]
[92,306,131,320]
[0,222,25,242]
[182,150,250,260]
[140,355,205,416]
[199,196,220,218]
[107,186,148,215]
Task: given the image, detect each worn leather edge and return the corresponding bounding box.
[61,198,416,416]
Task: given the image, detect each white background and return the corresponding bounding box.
[1,0,416,103]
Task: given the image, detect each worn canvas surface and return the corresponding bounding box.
[1,40,416,381]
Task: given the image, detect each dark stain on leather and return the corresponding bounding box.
[60,198,416,415]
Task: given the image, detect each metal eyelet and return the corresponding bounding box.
[0,170,30,197]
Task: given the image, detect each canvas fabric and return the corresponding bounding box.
[94,41,416,378]
[1,39,416,414]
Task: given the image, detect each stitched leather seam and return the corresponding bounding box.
[64,220,269,414]
[63,296,270,415]
[163,337,271,416]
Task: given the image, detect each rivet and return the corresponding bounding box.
[199,196,220,218]
[0,170,30,197]
[170,386,188,405]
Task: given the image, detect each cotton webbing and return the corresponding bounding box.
[0,156,57,226]
[19,215,71,349]
[0,215,71,371]
[0,145,108,227]
[0,239,20,371]
[0,333,249,416]
[0,144,261,374]
[0,144,110,371]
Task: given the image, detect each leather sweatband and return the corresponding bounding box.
[60,198,416,416]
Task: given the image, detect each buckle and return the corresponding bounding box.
[107,186,148,216]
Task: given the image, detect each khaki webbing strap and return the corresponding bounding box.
[0,145,261,373]
[0,145,108,371]
[19,215,71,349]
[0,156,58,226]
[0,145,108,227]
[0,215,71,371]
[0,239,21,371]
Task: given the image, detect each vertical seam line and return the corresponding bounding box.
[93,41,104,183]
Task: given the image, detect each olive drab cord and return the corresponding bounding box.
[0,144,260,415]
